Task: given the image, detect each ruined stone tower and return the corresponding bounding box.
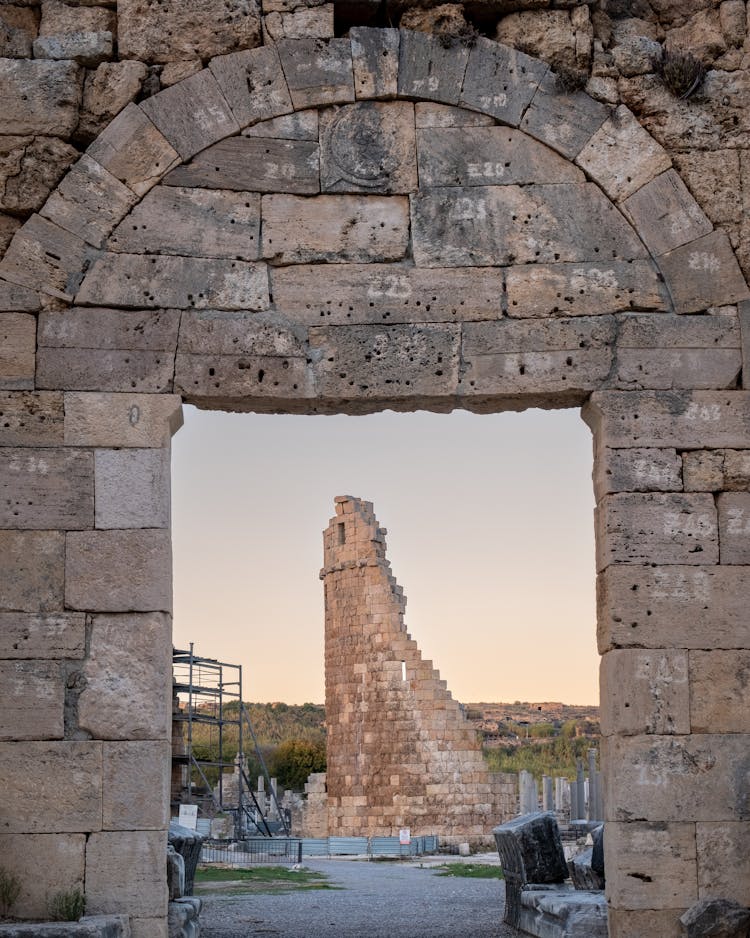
[321,496,516,844]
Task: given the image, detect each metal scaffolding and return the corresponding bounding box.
[172,644,289,837]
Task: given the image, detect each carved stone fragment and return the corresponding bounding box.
[320,102,417,194]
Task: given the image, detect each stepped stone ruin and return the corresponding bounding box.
[321,496,516,843]
[2,0,750,935]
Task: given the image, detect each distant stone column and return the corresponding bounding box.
[542,775,554,812]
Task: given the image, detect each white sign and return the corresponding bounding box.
[178,804,198,830]
[399,827,411,846]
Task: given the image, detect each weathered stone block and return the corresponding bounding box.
[576,105,671,203]
[0,134,77,215]
[696,822,750,907]
[175,352,313,404]
[690,651,750,734]
[0,214,98,301]
[0,312,35,390]
[0,447,93,529]
[659,230,750,315]
[40,350,172,393]
[0,834,85,920]
[244,110,318,140]
[118,0,261,64]
[0,278,40,313]
[65,531,172,612]
[622,170,713,257]
[600,648,689,736]
[177,309,304,357]
[262,194,409,263]
[596,493,718,570]
[39,1,114,37]
[78,613,172,739]
[0,659,64,740]
[0,58,82,136]
[683,450,725,492]
[95,448,170,530]
[593,447,682,499]
[139,70,240,161]
[598,564,750,652]
[603,821,697,910]
[210,46,292,129]
[264,5,333,41]
[33,31,113,67]
[397,29,469,106]
[0,741,102,833]
[459,37,547,126]
[109,187,257,263]
[410,184,646,268]
[309,323,459,400]
[164,136,319,193]
[351,27,399,100]
[725,449,750,490]
[0,611,85,659]
[520,71,610,160]
[607,909,683,938]
[416,126,582,188]
[103,741,171,829]
[39,307,180,354]
[613,346,740,391]
[415,103,493,129]
[0,391,64,447]
[718,492,750,563]
[321,101,417,194]
[39,154,137,249]
[459,316,613,401]
[277,38,355,109]
[87,103,180,198]
[64,392,183,448]
[584,391,750,450]
[0,530,64,612]
[681,898,750,938]
[86,831,168,918]
[603,734,750,823]
[131,918,169,938]
[271,263,503,324]
[77,61,149,145]
[0,6,38,59]
[77,254,269,311]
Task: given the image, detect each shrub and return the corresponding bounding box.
[48,888,86,922]
[654,48,706,99]
[0,867,21,917]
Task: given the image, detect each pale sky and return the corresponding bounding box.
[171,406,598,706]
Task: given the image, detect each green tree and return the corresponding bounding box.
[269,738,326,791]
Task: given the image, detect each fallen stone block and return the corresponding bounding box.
[680,899,750,938]
[169,822,205,896]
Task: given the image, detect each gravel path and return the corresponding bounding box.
[199,858,517,938]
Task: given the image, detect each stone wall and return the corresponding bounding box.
[322,497,517,844]
[1,3,750,937]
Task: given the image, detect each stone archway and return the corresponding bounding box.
[1,29,750,938]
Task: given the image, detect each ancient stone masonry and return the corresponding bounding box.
[321,496,517,843]
[1,6,750,937]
